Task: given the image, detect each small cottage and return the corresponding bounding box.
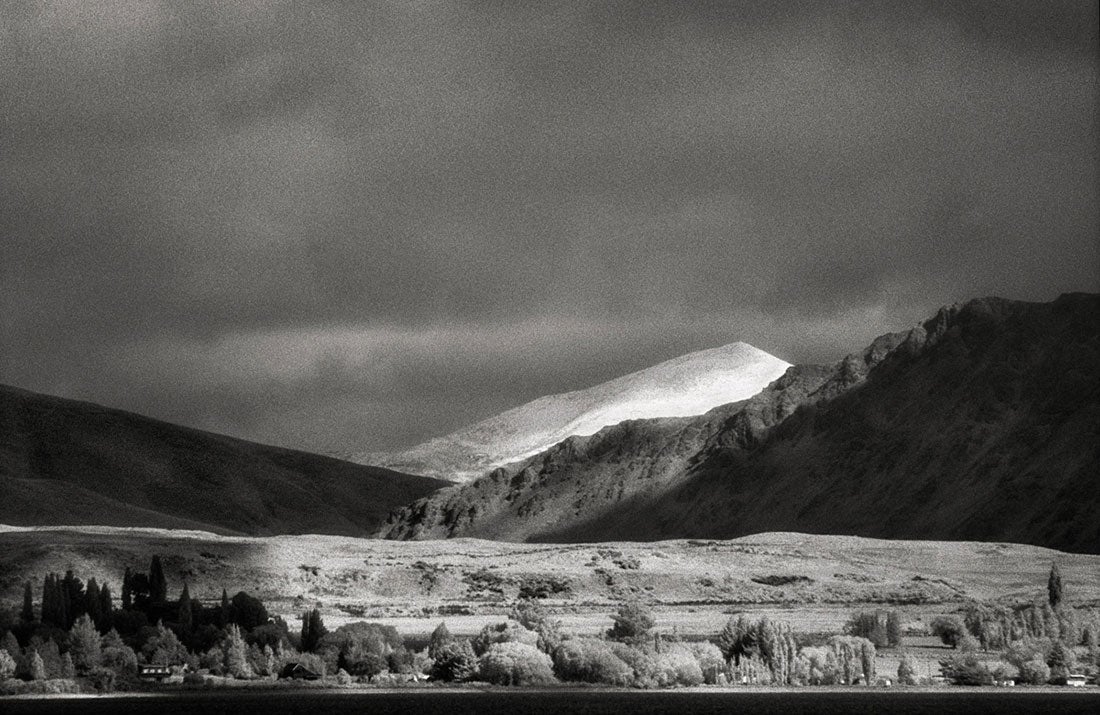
[138,664,172,681]
[278,662,322,681]
[1065,673,1088,687]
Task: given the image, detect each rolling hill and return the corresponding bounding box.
[357,342,790,481]
[0,385,449,536]
[380,293,1100,553]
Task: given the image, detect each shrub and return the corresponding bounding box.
[957,635,980,653]
[896,654,918,685]
[28,651,46,680]
[1018,658,1050,685]
[0,649,15,680]
[429,640,477,682]
[845,611,889,648]
[940,654,993,686]
[510,602,564,654]
[608,641,659,687]
[688,641,725,684]
[101,644,138,678]
[651,643,704,687]
[477,642,555,686]
[931,615,967,648]
[517,576,571,600]
[607,601,655,642]
[886,611,903,647]
[471,621,538,656]
[318,622,406,679]
[552,638,632,686]
[87,666,116,692]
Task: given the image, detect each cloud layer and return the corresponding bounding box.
[2,1,1097,453]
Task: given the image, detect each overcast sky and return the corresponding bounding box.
[2,1,1097,454]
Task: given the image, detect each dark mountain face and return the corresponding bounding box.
[381,294,1100,553]
[0,385,450,536]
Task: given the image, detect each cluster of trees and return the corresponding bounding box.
[5,558,1097,692]
[932,562,1100,686]
[1,556,312,692]
[416,601,883,688]
[844,610,903,648]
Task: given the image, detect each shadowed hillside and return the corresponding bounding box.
[381,294,1100,553]
[0,385,449,536]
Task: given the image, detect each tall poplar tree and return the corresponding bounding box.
[21,582,34,623]
[149,556,168,603]
[1048,562,1063,610]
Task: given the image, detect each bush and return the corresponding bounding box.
[931,616,967,648]
[318,622,406,679]
[845,611,889,648]
[1018,658,1050,685]
[0,649,15,680]
[100,644,138,677]
[687,642,725,685]
[940,654,993,686]
[607,602,655,642]
[896,654,918,685]
[511,601,565,654]
[471,621,539,656]
[608,641,660,688]
[429,640,477,682]
[477,642,556,686]
[651,643,704,687]
[87,666,117,692]
[552,638,633,686]
[957,635,980,653]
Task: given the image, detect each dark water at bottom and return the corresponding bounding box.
[4,689,1099,715]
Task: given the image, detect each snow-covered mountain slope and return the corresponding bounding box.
[358,342,791,481]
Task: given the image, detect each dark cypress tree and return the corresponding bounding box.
[149,556,168,604]
[121,568,133,610]
[56,575,69,629]
[62,570,84,626]
[21,582,34,623]
[99,583,113,628]
[886,610,903,647]
[41,575,54,626]
[219,589,230,628]
[85,579,102,627]
[300,609,326,652]
[178,584,193,633]
[1048,562,1063,610]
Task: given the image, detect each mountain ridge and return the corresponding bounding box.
[0,383,450,536]
[357,340,791,481]
[380,293,1100,553]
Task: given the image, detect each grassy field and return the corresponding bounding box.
[3,524,1097,683]
[3,526,1096,636]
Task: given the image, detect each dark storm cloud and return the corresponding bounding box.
[2,1,1097,453]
